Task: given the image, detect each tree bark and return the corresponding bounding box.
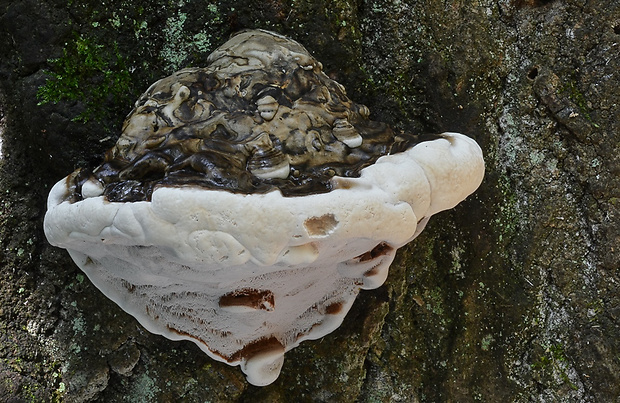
[1,0,618,401]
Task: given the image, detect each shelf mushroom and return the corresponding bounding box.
[44,29,484,386]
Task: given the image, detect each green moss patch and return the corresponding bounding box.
[37,34,132,123]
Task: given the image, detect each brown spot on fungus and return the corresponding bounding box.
[230,336,284,362]
[304,213,339,236]
[325,301,344,315]
[219,288,275,312]
[356,242,394,262]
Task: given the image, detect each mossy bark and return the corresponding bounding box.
[1,0,618,401]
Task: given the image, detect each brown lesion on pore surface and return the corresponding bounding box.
[164,323,274,364]
[325,301,345,315]
[218,288,275,311]
[229,336,285,363]
[356,242,394,263]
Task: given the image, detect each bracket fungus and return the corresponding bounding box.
[44,30,484,386]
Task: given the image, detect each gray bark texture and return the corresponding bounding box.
[1,0,618,401]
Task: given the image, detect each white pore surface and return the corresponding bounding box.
[44,132,484,386]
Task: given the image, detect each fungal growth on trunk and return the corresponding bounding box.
[44,30,485,386]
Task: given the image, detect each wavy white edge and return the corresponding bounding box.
[44,132,484,386]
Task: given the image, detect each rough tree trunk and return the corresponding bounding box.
[1,0,618,401]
